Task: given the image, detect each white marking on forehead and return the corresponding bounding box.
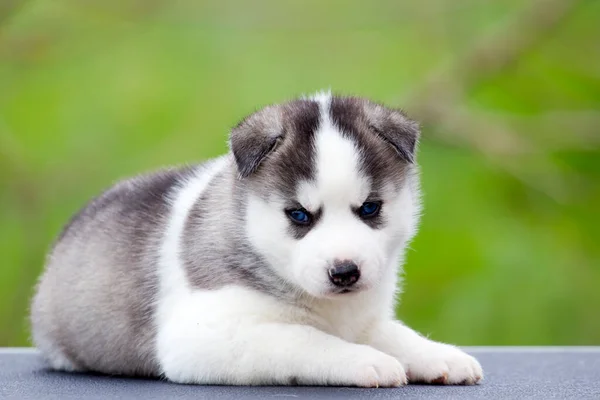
[308,89,333,106]
[297,96,371,211]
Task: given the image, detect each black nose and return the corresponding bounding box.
[328,261,361,287]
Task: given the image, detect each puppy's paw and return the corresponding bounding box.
[334,347,407,388]
[404,343,483,385]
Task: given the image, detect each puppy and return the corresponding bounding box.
[30,92,483,387]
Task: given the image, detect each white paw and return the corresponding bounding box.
[332,346,407,388]
[403,343,483,385]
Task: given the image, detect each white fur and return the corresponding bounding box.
[156,155,405,384]
[154,93,483,386]
[156,157,227,374]
[294,113,383,296]
[369,321,483,385]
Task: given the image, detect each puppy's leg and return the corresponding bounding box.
[157,308,406,386]
[367,321,483,385]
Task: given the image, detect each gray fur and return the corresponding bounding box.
[31,167,195,376]
[230,99,321,197]
[329,96,419,192]
[30,95,420,377]
[181,164,299,298]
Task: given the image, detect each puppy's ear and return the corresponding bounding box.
[229,105,283,178]
[330,97,420,164]
[364,101,420,164]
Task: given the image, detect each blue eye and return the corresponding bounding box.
[358,201,381,218]
[287,209,311,225]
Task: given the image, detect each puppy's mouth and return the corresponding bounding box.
[333,287,358,295]
[319,285,365,299]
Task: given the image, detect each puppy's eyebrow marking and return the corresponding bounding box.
[365,191,383,202]
[295,180,323,212]
[306,204,324,215]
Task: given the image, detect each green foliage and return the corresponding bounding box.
[0,0,598,346]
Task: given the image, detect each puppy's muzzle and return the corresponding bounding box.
[328,260,361,287]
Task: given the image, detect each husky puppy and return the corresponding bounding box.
[30,92,483,387]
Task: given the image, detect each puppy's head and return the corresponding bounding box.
[230,93,421,298]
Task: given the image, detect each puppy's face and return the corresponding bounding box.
[231,94,421,298]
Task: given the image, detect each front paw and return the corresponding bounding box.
[403,343,483,385]
[333,347,408,388]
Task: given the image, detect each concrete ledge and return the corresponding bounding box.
[1,347,599,399]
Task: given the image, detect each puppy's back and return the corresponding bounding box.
[30,166,194,376]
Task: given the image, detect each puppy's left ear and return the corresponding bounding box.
[229,105,284,178]
[364,102,420,164]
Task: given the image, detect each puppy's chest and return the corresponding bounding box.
[307,299,379,344]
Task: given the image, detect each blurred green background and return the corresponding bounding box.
[1,0,599,347]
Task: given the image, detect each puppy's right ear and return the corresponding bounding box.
[229,105,284,178]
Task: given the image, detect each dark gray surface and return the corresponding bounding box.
[1,347,599,399]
